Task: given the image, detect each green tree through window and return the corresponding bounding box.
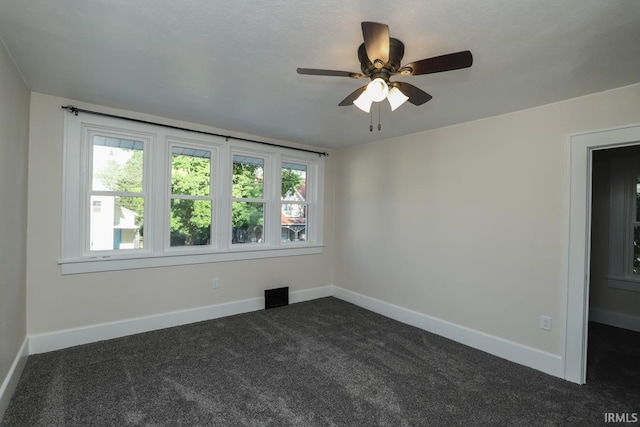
[170,149,212,246]
[101,150,302,246]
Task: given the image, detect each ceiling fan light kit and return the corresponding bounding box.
[352,79,408,112]
[353,91,373,113]
[366,78,389,102]
[387,86,409,111]
[297,21,473,115]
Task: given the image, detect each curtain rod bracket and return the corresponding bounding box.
[61,105,79,116]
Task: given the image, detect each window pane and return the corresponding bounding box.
[634,225,640,275]
[171,147,211,196]
[170,199,211,247]
[233,155,263,198]
[92,136,144,192]
[232,201,264,243]
[282,163,306,201]
[636,173,640,222]
[281,203,307,242]
[90,195,143,251]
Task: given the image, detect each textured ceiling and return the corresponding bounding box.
[1,0,639,149]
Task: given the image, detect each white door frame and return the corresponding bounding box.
[565,123,640,384]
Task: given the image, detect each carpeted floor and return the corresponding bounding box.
[1,297,638,426]
[586,321,640,403]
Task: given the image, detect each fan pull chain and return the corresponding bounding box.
[368,104,383,132]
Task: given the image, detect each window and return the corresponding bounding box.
[232,154,266,244]
[169,144,214,248]
[607,155,640,292]
[632,172,640,275]
[61,113,324,274]
[89,134,146,252]
[281,161,308,243]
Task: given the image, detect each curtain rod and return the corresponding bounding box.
[61,105,329,157]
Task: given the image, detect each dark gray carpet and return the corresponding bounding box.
[586,321,640,401]
[1,297,638,426]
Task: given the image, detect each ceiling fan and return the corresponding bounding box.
[297,22,473,113]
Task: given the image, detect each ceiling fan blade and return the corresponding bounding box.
[338,85,367,106]
[297,68,365,78]
[361,22,389,65]
[394,82,433,105]
[402,50,473,76]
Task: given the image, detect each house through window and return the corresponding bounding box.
[89,134,145,252]
[281,162,308,242]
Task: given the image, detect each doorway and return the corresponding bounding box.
[565,123,640,384]
[587,146,640,388]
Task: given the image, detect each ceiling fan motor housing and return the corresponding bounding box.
[358,38,405,82]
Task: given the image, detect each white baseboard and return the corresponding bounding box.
[289,285,334,304]
[0,337,29,421]
[589,308,640,332]
[25,284,563,381]
[29,285,334,355]
[332,286,563,379]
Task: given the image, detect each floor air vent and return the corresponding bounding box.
[265,286,289,309]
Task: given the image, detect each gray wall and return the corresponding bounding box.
[25,93,336,336]
[0,38,30,414]
[334,83,640,356]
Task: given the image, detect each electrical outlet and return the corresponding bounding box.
[540,315,552,331]
[212,278,220,289]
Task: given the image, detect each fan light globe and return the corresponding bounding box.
[387,87,409,111]
[366,78,389,102]
[353,91,372,113]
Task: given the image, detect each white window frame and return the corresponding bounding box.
[166,138,219,253]
[83,127,152,257]
[61,113,324,274]
[607,156,640,292]
[280,157,313,245]
[230,149,272,247]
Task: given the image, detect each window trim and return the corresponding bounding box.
[61,113,324,274]
[280,157,312,245]
[84,128,151,256]
[230,149,271,247]
[607,156,640,292]
[165,138,220,253]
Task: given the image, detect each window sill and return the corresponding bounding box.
[606,276,640,293]
[59,245,324,275]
